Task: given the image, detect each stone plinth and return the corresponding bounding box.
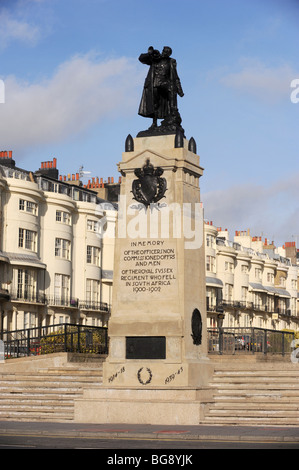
[74,386,214,425]
[102,134,209,389]
[74,134,214,425]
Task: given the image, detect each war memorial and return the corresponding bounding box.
[0,46,298,431]
[74,46,214,424]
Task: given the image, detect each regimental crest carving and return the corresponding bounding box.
[132,159,167,207]
[191,309,202,346]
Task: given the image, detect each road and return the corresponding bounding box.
[0,434,298,450]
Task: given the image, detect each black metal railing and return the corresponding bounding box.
[207,301,293,316]
[78,300,109,312]
[10,291,46,304]
[46,296,79,308]
[8,293,111,312]
[208,327,294,356]
[2,323,108,358]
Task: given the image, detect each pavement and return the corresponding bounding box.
[0,420,299,444]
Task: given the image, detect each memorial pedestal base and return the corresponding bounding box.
[74,372,214,425]
[81,134,212,424]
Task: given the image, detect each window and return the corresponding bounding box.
[206,234,215,248]
[267,273,274,283]
[255,268,262,280]
[291,298,296,315]
[86,246,100,265]
[17,268,36,301]
[241,286,248,302]
[267,296,274,313]
[19,199,25,211]
[24,312,37,329]
[26,201,37,214]
[18,228,37,251]
[225,261,234,272]
[253,292,262,308]
[55,238,71,259]
[225,283,233,301]
[87,219,98,232]
[86,279,100,304]
[206,287,217,311]
[206,255,216,273]
[54,274,70,303]
[19,199,37,215]
[56,210,71,225]
[73,189,80,201]
[279,276,286,287]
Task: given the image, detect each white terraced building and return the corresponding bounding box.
[205,222,299,332]
[0,149,298,337]
[0,151,116,334]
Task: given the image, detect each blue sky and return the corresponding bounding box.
[0,0,298,246]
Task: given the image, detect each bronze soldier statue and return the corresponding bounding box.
[137,46,185,137]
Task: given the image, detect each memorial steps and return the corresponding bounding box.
[0,354,105,422]
[1,354,299,425]
[202,360,299,426]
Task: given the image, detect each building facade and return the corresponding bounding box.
[0,152,116,334]
[205,222,299,331]
[1,149,298,337]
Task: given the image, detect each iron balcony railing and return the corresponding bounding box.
[6,293,110,312]
[208,327,294,356]
[2,323,108,358]
[46,296,79,308]
[78,300,110,312]
[10,291,47,304]
[207,301,293,316]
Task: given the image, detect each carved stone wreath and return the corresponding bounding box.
[137,367,153,385]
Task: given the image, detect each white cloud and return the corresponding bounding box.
[0,53,143,151]
[202,172,299,245]
[0,9,41,48]
[220,58,298,104]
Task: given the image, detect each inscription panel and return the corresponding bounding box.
[119,239,177,298]
[126,336,166,360]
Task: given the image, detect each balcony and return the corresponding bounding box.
[208,300,277,313]
[10,291,46,304]
[47,296,79,308]
[46,297,110,312]
[79,300,110,312]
